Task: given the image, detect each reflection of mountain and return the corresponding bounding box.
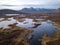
[0,9,24,14]
[20,7,56,13]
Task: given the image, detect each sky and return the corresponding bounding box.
[0,0,60,10]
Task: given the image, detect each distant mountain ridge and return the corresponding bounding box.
[20,7,56,13]
[53,8,60,13]
[0,9,25,14]
[0,8,60,14]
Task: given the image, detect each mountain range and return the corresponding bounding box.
[0,7,60,14]
[0,9,25,14]
[20,7,56,13]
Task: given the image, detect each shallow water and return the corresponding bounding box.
[28,22,57,45]
[0,18,58,45]
[16,18,57,45]
[0,17,17,29]
[16,18,36,28]
[24,19,57,45]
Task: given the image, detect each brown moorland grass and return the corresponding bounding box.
[42,30,60,45]
[0,26,32,45]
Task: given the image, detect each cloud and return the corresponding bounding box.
[0,4,17,6]
[0,0,60,10]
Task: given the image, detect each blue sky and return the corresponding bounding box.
[0,0,60,10]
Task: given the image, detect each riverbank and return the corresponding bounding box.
[0,26,32,45]
[41,22,60,45]
[52,22,60,31]
[42,30,60,45]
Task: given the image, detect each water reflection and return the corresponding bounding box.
[0,17,57,45]
[17,18,57,45]
[0,17,17,29]
[16,18,36,28]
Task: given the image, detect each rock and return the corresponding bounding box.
[28,34,33,40]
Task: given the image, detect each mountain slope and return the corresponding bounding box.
[20,7,56,13]
[0,9,24,14]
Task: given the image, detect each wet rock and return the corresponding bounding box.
[32,23,41,28]
[28,34,33,40]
